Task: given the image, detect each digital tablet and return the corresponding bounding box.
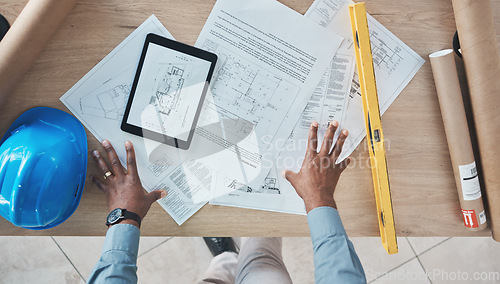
[121,33,217,149]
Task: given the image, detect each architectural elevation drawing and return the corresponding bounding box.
[80,83,130,120]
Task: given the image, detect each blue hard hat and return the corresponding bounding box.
[0,107,87,230]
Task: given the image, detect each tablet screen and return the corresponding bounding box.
[125,37,214,144]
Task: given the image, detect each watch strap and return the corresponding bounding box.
[122,209,142,227]
[106,208,142,227]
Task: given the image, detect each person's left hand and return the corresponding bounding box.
[91,140,167,228]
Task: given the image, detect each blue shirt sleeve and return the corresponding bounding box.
[87,224,140,284]
[308,206,366,284]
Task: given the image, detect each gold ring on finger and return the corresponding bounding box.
[103,171,113,180]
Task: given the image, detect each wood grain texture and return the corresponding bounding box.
[0,0,498,236]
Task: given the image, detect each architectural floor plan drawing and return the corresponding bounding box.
[211,52,281,118]
[130,59,199,138]
[213,0,423,215]
[198,0,343,212]
[80,83,130,120]
[61,16,215,225]
[203,40,301,151]
[152,64,186,116]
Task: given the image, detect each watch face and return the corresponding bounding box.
[107,208,123,224]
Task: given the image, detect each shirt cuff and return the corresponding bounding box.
[307,206,347,242]
[102,223,141,258]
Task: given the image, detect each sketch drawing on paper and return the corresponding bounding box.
[256,177,281,194]
[226,177,248,191]
[80,84,130,120]
[225,176,281,195]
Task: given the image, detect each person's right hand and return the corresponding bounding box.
[91,140,167,228]
[282,121,350,213]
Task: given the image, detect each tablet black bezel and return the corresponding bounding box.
[121,33,217,150]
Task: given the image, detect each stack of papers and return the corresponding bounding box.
[61,0,424,224]
[210,0,425,214]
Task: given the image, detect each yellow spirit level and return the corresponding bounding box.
[349,2,398,254]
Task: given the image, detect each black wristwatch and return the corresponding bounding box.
[106,208,142,227]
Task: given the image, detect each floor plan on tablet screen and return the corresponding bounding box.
[61,16,214,225]
[127,42,212,141]
[138,62,194,138]
[61,0,344,223]
[154,64,186,116]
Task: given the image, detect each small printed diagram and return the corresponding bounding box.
[349,72,361,99]
[227,177,281,195]
[226,178,252,193]
[256,177,281,194]
[369,29,403,76]
[151,64,187,116]
[80,84,130,120]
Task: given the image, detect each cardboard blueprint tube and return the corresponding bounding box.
[0,0,77,105]
[430,49,487,231]
[452,0,500,240]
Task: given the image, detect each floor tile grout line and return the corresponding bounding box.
[138,237,173,258]
[408,237,452,257]
[415,256,433,284]
[367,238,418,283]
[51,236,86,282]
[368,237,455,283]
[367,256,418,283]
[406,237,433,284]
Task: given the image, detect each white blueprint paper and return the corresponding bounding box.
[60,15,214,225]
[173,0,344,201]
[61,0,344,223]
[212,0,425,214]
[306,0,425,161]
[211,53,355,213]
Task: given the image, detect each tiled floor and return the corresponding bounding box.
[0,236,499,283]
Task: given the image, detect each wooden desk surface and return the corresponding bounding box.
[0,0,498,236]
